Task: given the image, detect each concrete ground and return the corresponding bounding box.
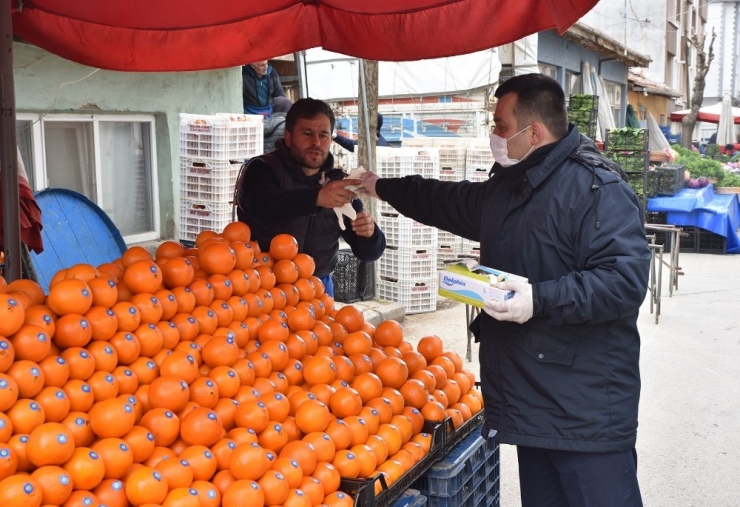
[395,253,740,507]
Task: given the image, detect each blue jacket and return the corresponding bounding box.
[242,65,285,116]
[235,140,386,277]
[376,126,650,453]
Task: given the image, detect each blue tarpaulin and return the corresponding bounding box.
[648,185,740,253]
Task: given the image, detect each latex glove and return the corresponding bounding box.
[331,167,367,230]
[482,279,534,324]
[359,171,380,198]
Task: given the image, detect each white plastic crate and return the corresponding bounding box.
[180,158,242,203]
[400,138,433,148]
[179,200,232,242]
[378,213,438,249]
[377,147,440,179]
[378,246,437,280]
[439,167,465,182]
[461,239,480,251]
[437,244,460,267]
[179,113,263,160]
[465,140,494,180]
[437,229,460,246]
[437,144,467,173]
[376,277,437,314]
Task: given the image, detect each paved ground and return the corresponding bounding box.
[398,253,740,507]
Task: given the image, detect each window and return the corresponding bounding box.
[539,64,558,81]
[15,114,159,243]
[604,81,622,125]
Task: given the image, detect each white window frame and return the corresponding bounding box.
[15,113,160,244]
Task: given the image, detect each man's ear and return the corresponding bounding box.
[530,122,545,145]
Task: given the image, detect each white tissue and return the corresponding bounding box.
[334,167,367,230]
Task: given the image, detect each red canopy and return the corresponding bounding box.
[11,0,599,71]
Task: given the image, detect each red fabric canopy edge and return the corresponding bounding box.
[12,0,598,72]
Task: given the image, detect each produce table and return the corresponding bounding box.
[648,185,740,254]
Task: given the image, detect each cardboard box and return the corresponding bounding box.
[438,261,528,308]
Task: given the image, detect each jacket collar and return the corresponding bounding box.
[273,139,335,178]
[526,125,582,188]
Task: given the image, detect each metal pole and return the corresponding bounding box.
[294,51,309,98]
[0,2,21,281]
[358,60,373,173]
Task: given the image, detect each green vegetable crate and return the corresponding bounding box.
[568,94,598,140]
[605,128,649,152]
[626,171,657,199]
[604,151,649,174]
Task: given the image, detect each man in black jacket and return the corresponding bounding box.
[362,74,650,507]
[242,61,286,117]
[235,98,385,296]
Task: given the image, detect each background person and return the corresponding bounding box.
[333,113,391,152]
[361,73,650,507]
[235,98,385,296]
[242,60,286,117]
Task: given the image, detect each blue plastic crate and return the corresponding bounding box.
[484,446,499,484]
[424,469,486,507]
[390,489,427,507]
[412,431,487,498]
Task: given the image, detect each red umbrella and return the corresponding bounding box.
[11,0,599,71]
[669,103,740,125]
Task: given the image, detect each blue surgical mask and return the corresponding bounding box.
[489,125,534,167]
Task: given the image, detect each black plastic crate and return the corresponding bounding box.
[645,212,668,225]
[655,164,685,196]
[605,128,649,152]
[333,249,375,303]
[604,151,649,174]
[697,228,727,254]
[442,411,485,454]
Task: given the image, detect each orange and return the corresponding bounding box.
[31,465,73,505]
[261,392,290,423]
[257,317,290,343]
[36,355,67,389]
[93,479,128,507]
[255,266,276,291]
[417,335,444,362]
[6,279,45,306]
[342,331,373,356]
[189,480,221,507]
[269,234,299,261]
[201,335,239,369]
[161,257,195,289]
[311,461,341,496]
[460,392,483,414]
[303,355,337,386]
[373,320,403,347]
[6,434,32,473]
[451,372,471,394]
[426,364,448,390]
[390,414,414,444]
[331,449,360,478]
[59,412,93,448]
[302,431,335,463]
[85,341,118,373]
[440,378,462,405]
[26,422,75,467]
[155,240,187,259]
[307,383,335,407]
[365,434,389,465]
[153,290,178,321]
[299,476,324,506]
[9,325,50,363]
[0,294,26,337]
[221,222,251,244]
[375,356,409,389]
[86,278,119,309]
[180,407,224,447]
[122,425,156,464]
[111,301,142,332]
[123,260,163,295]
[130,293,164,324]
[257,422,289,454]
[187,377,218,408]
[270,456,302,488]
[291,252,314,278]
[46,279,93,316]
[343,415,370,448]
[91,437,134,480]
[139,408,180,447]
[279,440,317,476]
[52,314,92,349]
[8,398,45,434]
[125,466,168,506]
[62,446,106,491]
[155,457,194,490]
[162,487,201,507]
[121,246,154,268]
[446,408,464,429]
[294,399,331,435]
[257,469,290,505]
[222,479,264,507]
[33,386,71,422]
[329,387,363,419]
[0,474,43,507]
[431,355,456,379]
[421,400,447,422]
[400,379,430,409]
[89,397,136,438]
[231,243,257,272]
[350,443,377,478]
[188,279,216,307]
[226,441,269,481]
[159,351,199,384]
[210,438,237,471]
[410,369,436,393]
[199,243,237,276]
[402,351,427,375]
[0,414,10,443]
[333,305,365,333]
[294,279,315,302]
[365,397,393,425]
[148,375,190,412]
[272,260,299,286]
[179,445,218,482]
[84,307,118,342]
[108,332,141,366]
[7,359,45,398]
[171,287,197,314]
[0,338,15,374]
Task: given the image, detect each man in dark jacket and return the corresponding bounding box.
[242,61,286,117]
[362,74,650,507]
[333,113,392,152]
[235,98,385,296]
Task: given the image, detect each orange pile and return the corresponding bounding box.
[0,223,483,507]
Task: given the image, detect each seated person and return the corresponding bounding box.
[333,113,391,152]
[263,97,293,154]
[242,61,286,117]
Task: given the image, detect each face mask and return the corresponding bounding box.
[489,125,534,167]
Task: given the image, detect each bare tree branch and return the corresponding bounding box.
[681,29,716,147]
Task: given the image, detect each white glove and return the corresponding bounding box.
[482,279,534,324]
[333,167,367,230]
[359,171,380,198]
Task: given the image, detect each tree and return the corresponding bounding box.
[681,29,715,148]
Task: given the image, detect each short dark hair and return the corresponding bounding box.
[285,98,336,133]
[494,74,569,139]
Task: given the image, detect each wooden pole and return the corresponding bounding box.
[0,2,21,281]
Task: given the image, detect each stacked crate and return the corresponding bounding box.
[412,430,500,507]
[460,139,493,260]
[376,147,439,314]
[178,113,263,242]
[568,94,599,139]
[603,128,651,215]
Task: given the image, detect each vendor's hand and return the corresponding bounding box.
[351,211,375,238]
[317,179,361,209]
[482,279,534,324]
[359,172,380,199]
